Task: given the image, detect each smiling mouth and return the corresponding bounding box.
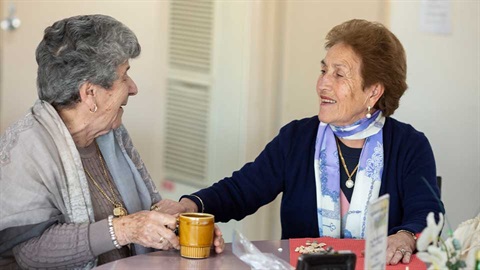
[321,99,336,104]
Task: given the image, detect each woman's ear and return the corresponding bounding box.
[369,83,384,105]
[79,82,97,112]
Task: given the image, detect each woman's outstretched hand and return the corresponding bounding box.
[152,198,197,215]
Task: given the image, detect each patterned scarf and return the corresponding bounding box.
[314,110,385,239]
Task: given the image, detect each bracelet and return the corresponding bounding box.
[397,229,417,241]
[189,194,205,213]
[107,215,122,249]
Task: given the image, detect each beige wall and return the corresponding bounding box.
[280,0,480,232]
[0,0,386,242]
[390,1,480,233]
[262,0,386,240]
[0,0,169,183]
[279,0,480,233]
[1,0,478,242]
[278,0,386,125]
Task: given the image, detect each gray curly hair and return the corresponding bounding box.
[36,14,141,109]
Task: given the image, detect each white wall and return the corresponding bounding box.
[390,1,480,232]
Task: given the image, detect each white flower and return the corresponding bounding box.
[443,238,456,255]
[416,212,478,269]
[417,212,444,252]
[417,245,448,270]
[452,215,480,269]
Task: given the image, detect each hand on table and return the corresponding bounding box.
[213,224,225,254]
[112,210,179,250]
[386,231,416,265]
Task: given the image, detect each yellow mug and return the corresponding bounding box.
[178,213,215,259]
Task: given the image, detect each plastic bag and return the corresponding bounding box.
[232,230,294,270]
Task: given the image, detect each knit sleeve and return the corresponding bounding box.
[13,223,96,269]
[397,133,443,233]
[384,119,444,235]
[189,119,306,222]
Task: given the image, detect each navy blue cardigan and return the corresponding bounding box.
[189,116,444,239]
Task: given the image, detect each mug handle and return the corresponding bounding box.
[174,217,179,235]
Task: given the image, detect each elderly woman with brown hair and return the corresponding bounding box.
[158,19,444,266]
[0,14,224,269]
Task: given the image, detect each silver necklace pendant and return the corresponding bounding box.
[346,179,355,189]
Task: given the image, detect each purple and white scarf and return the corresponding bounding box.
[314,110,385,239]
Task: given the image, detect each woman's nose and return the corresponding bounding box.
[317,74,331,91]
[128,79,138,96]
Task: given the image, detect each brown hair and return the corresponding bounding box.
[325,19,407,117]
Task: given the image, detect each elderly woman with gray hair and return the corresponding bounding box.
[0,14,224,269]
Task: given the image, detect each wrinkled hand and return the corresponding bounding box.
[152,198,197,215]
[213,224,225,254]
[112,210,179,250]
[151,199,225,253]
[386,232,416,265]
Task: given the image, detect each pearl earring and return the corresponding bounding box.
[366,106,372,119]
[90,104,98,113]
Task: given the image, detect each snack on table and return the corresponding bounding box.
[294,240,327,254]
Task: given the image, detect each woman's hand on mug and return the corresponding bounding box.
[112,210,180,250]
[213,224,225,254]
